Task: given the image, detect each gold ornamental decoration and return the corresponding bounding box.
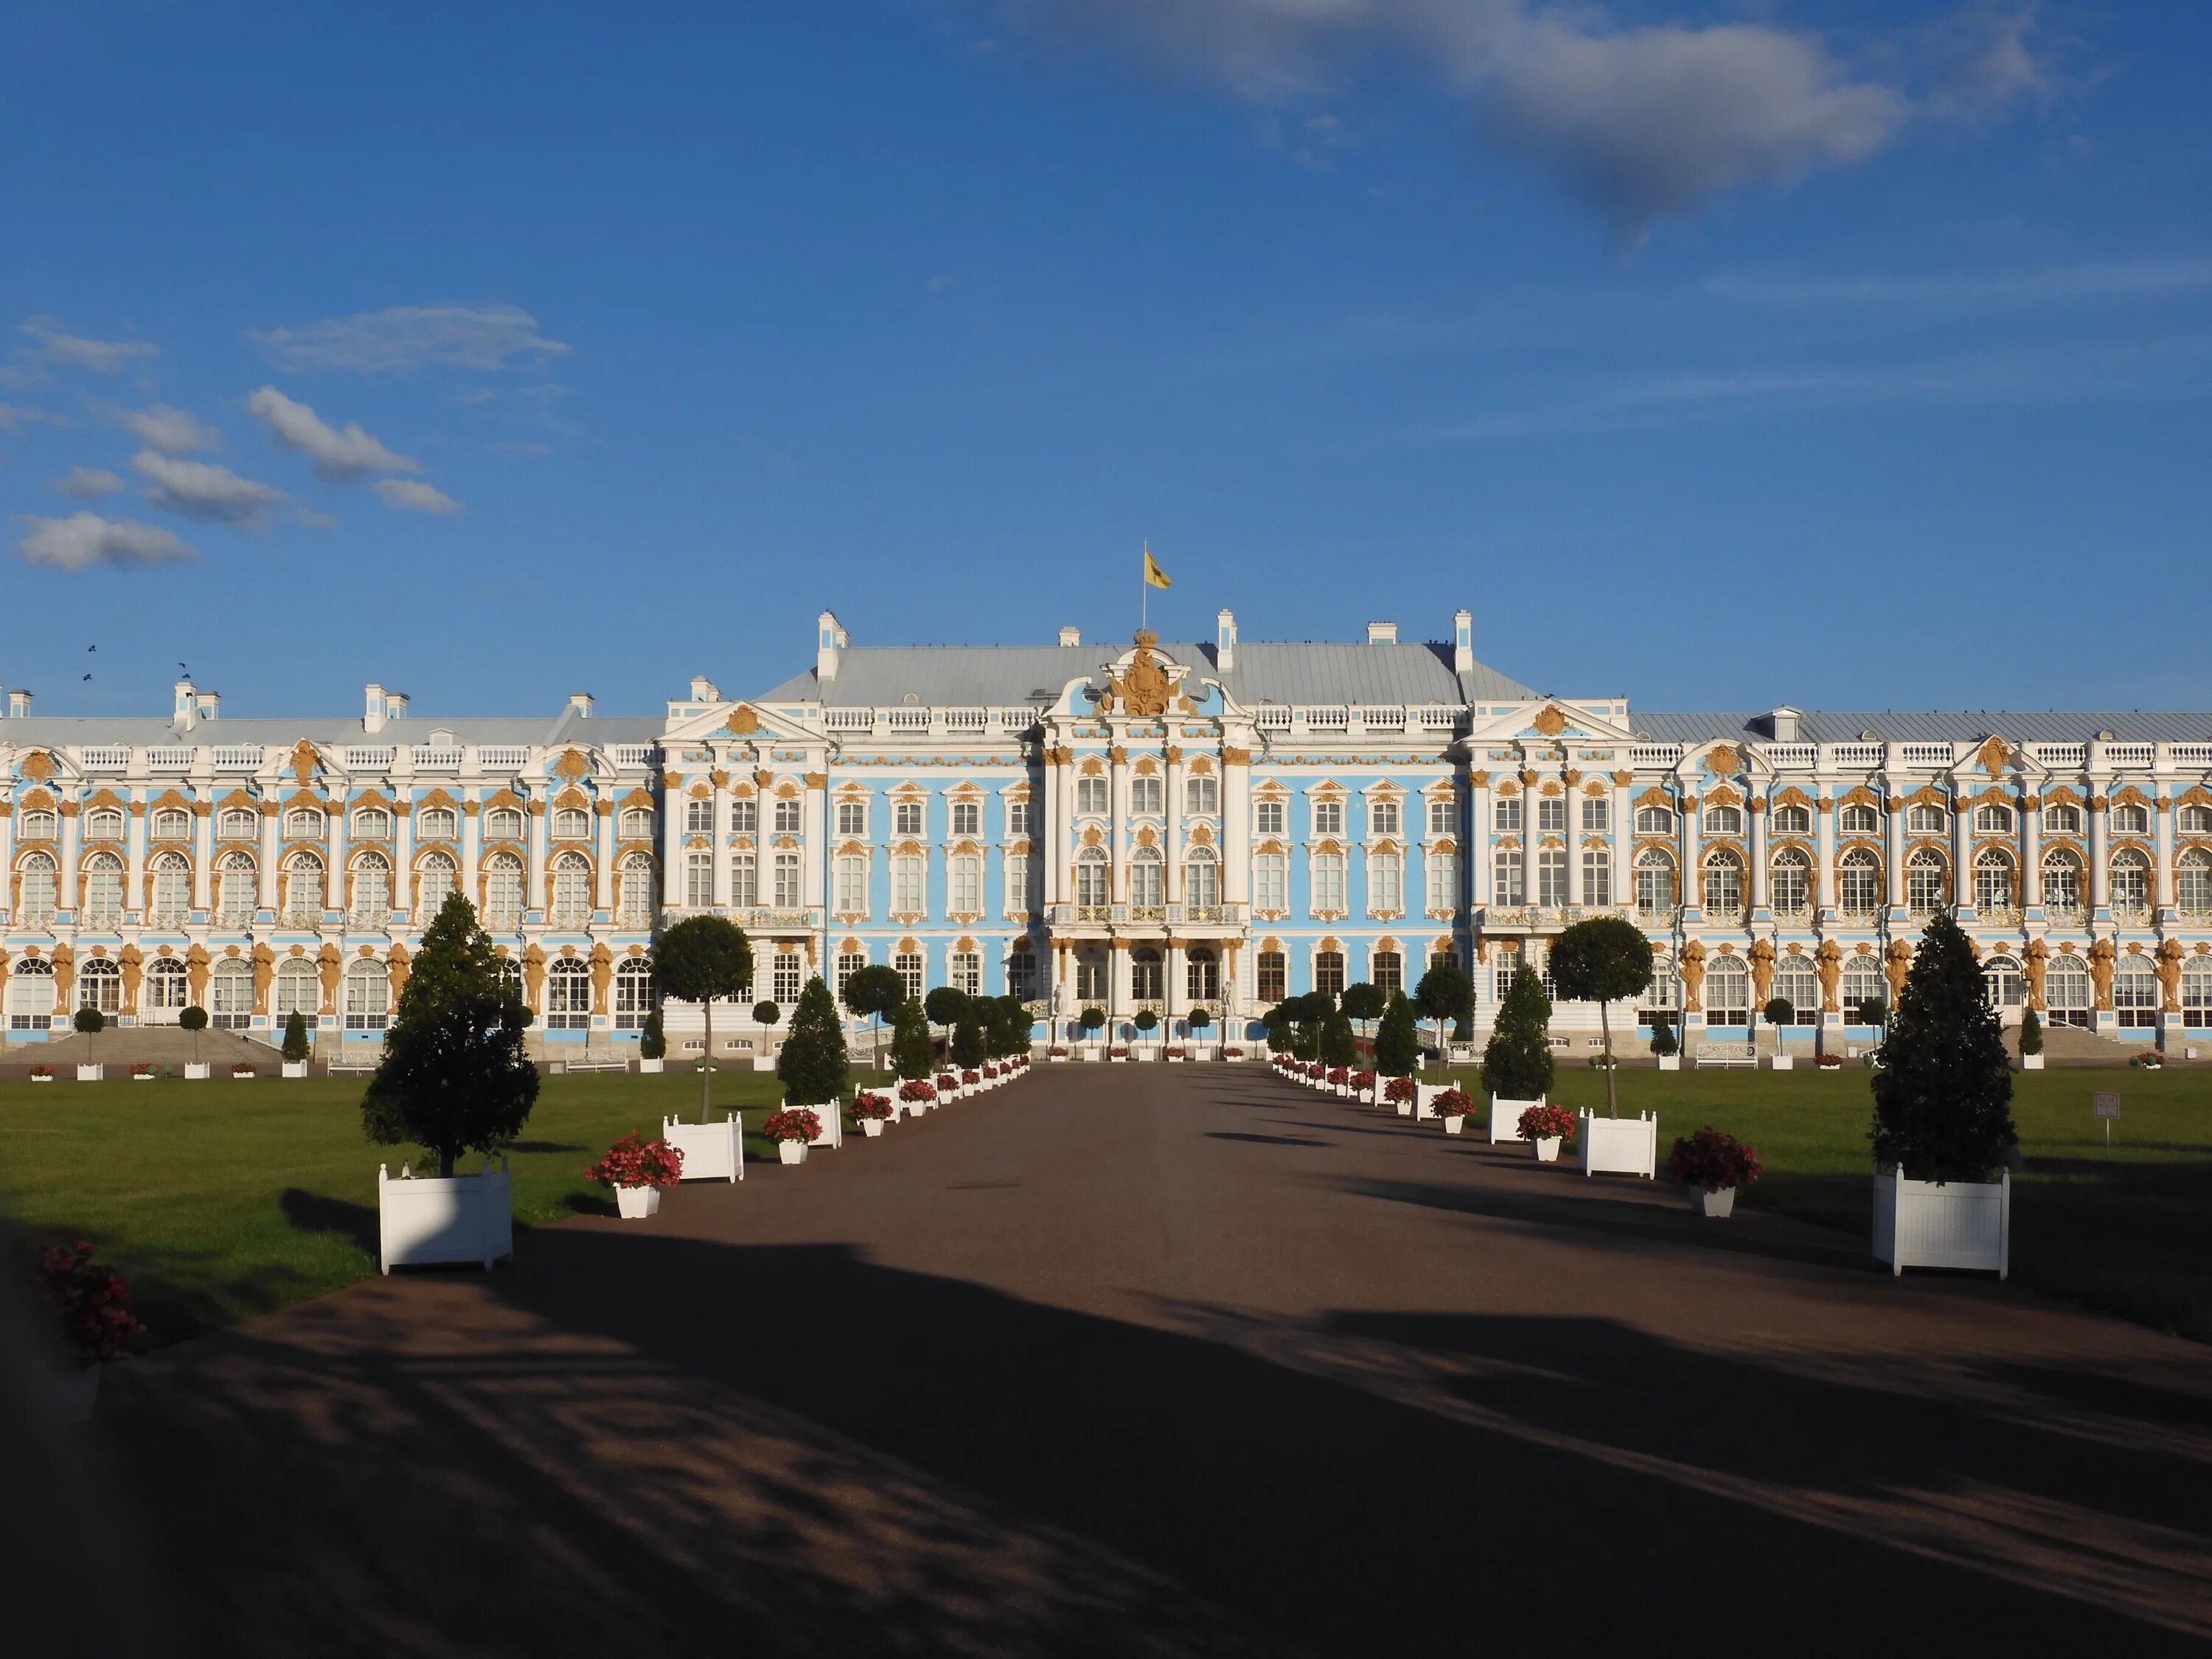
[729,704,760,735]
[1105,630,1174,717]
[1532,704,1567,737]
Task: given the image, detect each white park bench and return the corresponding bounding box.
[1695,1041,1759,1069]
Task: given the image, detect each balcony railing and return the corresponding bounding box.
[479,745,531,770]
[344,746,397,771]
[1831,743,1885,768]
[726,905,824,933]
[211,745,265,771]
[148,746,195,772]
[1482,903,1629,928]
[80,746,131,771]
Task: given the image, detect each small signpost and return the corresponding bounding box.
[2093,1091,2120,1152]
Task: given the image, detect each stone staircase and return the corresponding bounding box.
[3,1025,280,1075]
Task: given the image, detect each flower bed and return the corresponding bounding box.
[585,1133,686,1190]
[1164,1047,1186,1060]
[41,1240,143,1366]
[29,1064,54,1081]
[1110,1046,1130,1060]
[1048,1046,1070,1058]
[1815,1053,1844,1070]
[936,1072,959,1092]
[1223,1046,1244,1059]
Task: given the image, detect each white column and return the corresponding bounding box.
[1472,778,1492,905]
[1044,756,1065,906]
[1110,745,1129,902]
[659,775,683,911]
[1750,799,1769,913]
[711,768,732,908]
[1679,789,1702,914]
[595,799,616,911]
[193,789,217,911]
[1885,783,1905,910]
[1815,793,1836,910]
[258,800,280,912]
[1164,750,1184,902]
[327,797,349,925]
[2022,792,2042,907]
[59,792,81,917]
[2090,793,2110,911]
[2154,791,2175,911]
[526,785,549,918]
[1520,777,1539,908]
[1566,782,1586,906]
[393,795,414,926]
[0,795,12,922]
[1223,751,1251,905]
[125,797,148,920]
[462,796,484,908]
[1953,792,1974,911]
[1610,776,1632,913]
[801,783,824,907]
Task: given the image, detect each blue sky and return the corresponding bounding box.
[2,1,2207,720]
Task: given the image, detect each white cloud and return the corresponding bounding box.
[246,304,569,373]
[375,478,464,515]
[55,465,125,500]
[1703,255,2212,308]
[132,451,289,528]
[18,512,195,571]
[119,403,220,453]
[246,386,418,479]
[18,316,159,373]
[0,403,64,434]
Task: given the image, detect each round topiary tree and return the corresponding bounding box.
[1414,963,1472,1058]
[891,996,935,1080]
[178,1004,209,1065]
[1186,1006,1214,1047]
[1871,911,2017,1183]
[1763,997,1794,1029]
[841,963,905,1068]
[282,1008,312,1064]
[1374,991,1420,1078]
[1133,1007,1159,1048]
[1339,981,1386,1031]
[654,914,754,1120]
[73,1004,103,1062]
[776,975,849,1108]
[753,1000,780,1027]
[988,993,1031,1059]
[925,985,970,1036]
[1078,1005,1106,1046]
[1481,964,1554,1102]
[1548,915,1652,1119]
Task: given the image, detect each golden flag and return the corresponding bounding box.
[1142,546,1172,589]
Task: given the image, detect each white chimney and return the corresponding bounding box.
[173,679,198,731]
[1452,608,1474,674]
[196,691,220,722]
[1770,706,1801,743]
[689,675,720,703]
[364,683,388,734]
[568,692,594,719]
[1216,609,1236,672]
[386,692,407,720]
[1366,620,1397,644]
[7,689,29,717]
[817,610,845,681]
[1058,625,1082,647]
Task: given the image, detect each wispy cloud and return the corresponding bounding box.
[246,386,418,478]
[247,304,568,374]
[18,512,195,571]
[1704,255,2212,308]
[375,478,463,515]
[132,451,289,528]
[116,402,220,453]
[18,316,159,373]
[53,465,125,500]
[0,403,66,434]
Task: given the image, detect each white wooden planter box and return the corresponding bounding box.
[662,1114,742,1182]
[777,1140,807,1165]
[1578,1110,1658,1179]
[1416,1083,1447,1120]
[29,1074,54,1083]
[639,1057,665,1074]
[862,1117,886,1136]
[1771,1053,1795,1071]
[616,1185,662,1220]
[379,1159,512,1273]
[282,1060,309,1079]
[76,1065,103,1082]
[131,1071,155,1082]
[1657,1054,1680,1071]
[804,1102,843,1148]
[751,1054,777,1071]
[1874,1168,2010,1278]
[184,1062,211,1079]
[1489,1094,1546,1144]
[2021,1054,2045,1070]
[1135,1048,1158,1062]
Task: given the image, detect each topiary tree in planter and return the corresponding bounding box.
[74,1004,104,1062]
[1414,963,1471,1059]
[951,1009,986,1068]
[1870,911,2017,1183]
[989,993,1032,1059]
[1374,991,1420,1079]
[654,914,754,1120]
[1186,1006,1214,1047]
[282,1009,312,1064]
[1763,997,1794,1030]
[639,1009,666,1062]
[841,963,904,1068]
[1320,1009,1358,1069]
[1548,916,1652,1118]
[2017,1006,2043,1061]
[178,1004,209,1065]
[776,975,849,1108]
[1133,1007,1159,1049]
[891,997,935,1080]
[362,890,538,1177]
[1339,981,1385,1032]
[1078,1005,1106,1045]
[1649,1010,1677,1059]
[1481,965,1554,1102]
[753,1000,780,1028]
[925,985,969,1037]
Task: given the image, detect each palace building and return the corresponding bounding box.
[5,610,2211,1060]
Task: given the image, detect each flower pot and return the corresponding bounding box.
[1657,1054,1680,1071]
[1691,1186,1736,1219]
[1874,1168,2009,1278]
[863,1118,885,1138]
[639,1057,665,1074]
[29,1074,53,1083]
[1534,1135,1562,1164]
[282,1060,309,1079]
[184,1062,210,1080]
[1396,1102,1413,1117]
[1770,1053,1794,1071]
[1444,1116,1466,1135]
[76,1065,104,1082]
[616,1185,662,1220]
[1578,1111,1658,1180]
[131,1072,154,1082]
[778,1140,807,1166]
[379,1158,514,1272]
[2022,1053,2045,1071]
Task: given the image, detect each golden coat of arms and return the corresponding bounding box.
[1105,630,1175,717]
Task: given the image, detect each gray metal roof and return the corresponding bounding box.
[0,710,664,748]
[756,639,1537,709]
[1634,711,2212,745]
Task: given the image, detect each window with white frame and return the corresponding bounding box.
[1492,847,1524,905]
[2180,849,2212,917]
[1371,949,1401,995]
[85,808,125,841]
[686,797,714,833]
[731,850,759,908]
[350,852,392,927]
[2110,802,2149,836]
[1426,848,1458,912]
[1773,959,1819,1024]
[895,798,926,835]
[1705,956,1750,1027]
[150,807,191,841]
[82,853,125,928]
[210,852,256,925]
[284,806,327,841]
[2110,850,2151,918]
[1130,947,1164,1002]
[1007,946,1040,1002]
[1428,796,1455,837]
[484,853,524,926]
[950,799,981,837]
[420,807,459,840]
[550,853,591,925]
[1582,846,1613,907]
[2183,959,2212,1026]
[619,854,655,925]
[1254,799,1285,835]
[1004,851,1032,914]
[145,957,188,1015]
[772,849,801,908]
[1310,850,1344,914]
[1368,849,1402,914]
[1581,794,1610,834]
[1702,850,1744,918]
[1369,799,1400,838]
[485,807,525,841]
[2046,953,2090,1027]
[2115,957,2159,1028]
[210,960,254,1029]
[1770,849,1809,917]
[1633,804,1674,835]
[1637,952,1676,1026]
[2180,804,2212,835]
[1772,803,1811,835]
[835,853,867,914]
[2042,851,2083,920]
[1634,849,1675,916]
[1838,849,1881,917]
[1074,777,1108,817]
[8,959,56,1031]
[148,853,191,925]
[683,849,712,910]
[2042,803,2082,835]
[1130,776,1164,816]
[1982,954,2023,1009]
[1007,799,1034,836]
[1076,847,1110,908]
[1537,796,1566,834]
[949,853,981,914]
[416,852,457,920]
[835,950,865,1004]
[893,853,925,915]
[1185,774,1219,817]
[896,951,924,1004]
[771,953,801,1006]
[616,959,657,1029]
[1130,846,1164,911]
[343,961,389,1032]
[950,951,981,998]
[619,807,655,840]
[18,852,58,928]
[1184,847,1220,909]
[1253,851,1286,914]
[1972,803,2014,835]
[772,796,802,835]
[1973,849,2014,914]
[282,853,324,925]
[730,796,759,834]
[1312,799,1343,836]
[352,807,392,840]
[18,807,57,839]
[1313,950,1345,998]
[1703,803,1742,835]
[494,956,523,1004]
[1537,846,1568,906]
[1905,803,1948,835]
[546,959,591,1030]
[552,807,591,841]
[1255,950,1286,1005]
[1494,794,1522,833]
[1838,804,1880,835]
[77,959,122,1015]
[837,799,868,837]
[1842,959,1885,1025]
[1905,849,1947,917]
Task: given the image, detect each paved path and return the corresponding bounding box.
[95,1064,2212,1657]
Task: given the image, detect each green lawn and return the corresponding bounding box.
[1429,1062,2212,1342]
[0,1068,797,1345]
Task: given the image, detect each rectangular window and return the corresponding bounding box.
[1369,799,1400,838]
[1310,851,1345,914]
[771,851,801,908]
[1493,849,1524,905]
[685,851,712,909]
[895,952,924,1004]
[835,951,865,1003]
[1582,848,1612,907]
[1428,797,1455,837]
[730,852,757,908]
[894,799,925,836]
[730,797,757,834]
[835,855,867,914]
[1368,850,1401,914]
[950,952,981,996]
[1312,799,1343,836]
[1254,799,1285,836]
[1075,777,1108,816]
[1537,796,1565,833]
[1256,950,1287,1004]
[1426,850,1457,913]
[1007,799,1034,837]
[1581,795,1610,834]
[1314,951,1345,998]
[893,855,925,915]
[1254,852,1287,914]
[772,953,801,1006]
[950,854,981,914]
[1495,795,1522,832]
[1004,852,1030,915]
[1372,951,1402,994]
[837,801,868,837]
[773,797,801,835]
[950,800,981,837]
[1185,775,1219,816]
[1537,847,1568,906]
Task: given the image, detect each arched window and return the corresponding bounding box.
[1074,949,1107,1003]
[549,852,592,926]
[150,807,191,841]
[1837,849,1881,917]
[619,807,654,840]
[2179,849,2212,918]
[2178,804,2212,836]
[729,849,758,908]
[1185,773,1219,816]
[1130,947,1164,1002]
[2042,803,2082,835]
[419,807,458,840]
[1187,946,1221,1002]
[1705,956,1750,1027]
[1702,849,1744,919]
[484,852,524,928]
[1582,845,1613,907]
[1838,803,1880,835]
[2110,802,2149,836]
[1973,803,2015,835]
[352,807,392,840]
[834,852,866,915]
[1130,846,1165,912]
[1638,950,1677,1025]
[1074,847,1109,911]
[484,806,524,841]
[18,807,58,839]
[1370,948,1402,995]
[218,807,259,839]
[1130,774,1164,816]
[1633,804,1674,835]
[1313,949,1346,998]
[18,852,58,929]
[1906,802,1949,835]
[149,852,192,925]
[615,958,657,1029]
[619,853,655,926]
[1368,848,1403,914]
[1842,958,1885,1025]
[1185,845,1220,911]
[78,957,122,1014]
[417,852,458,920]
[552,807,591,841]
[350,852,392,928]
[2046,953,2090,1028]
[546,958,591,1029]
[2114,956,2159,1029]
[8,958,56,1031]
[217,851,257,925]
[1982,953,2023,1010]
[145,957,189,1014]
[2110,849,2151,919]
[2183,959,2212,1027]
[1703,803,1743,836]
[1906,848,1948,917]
[209,959,254,1029]
[1770,848,1810,918]
[85,808,125,841]
[283,852,325,926]
[285,806,326,839]
[1309,849,1344,915]
[494,956,524,1005]
[1256,949,1287,1004]
[1772,804,1812,835]
[1973,848,2015,916]
[82,852,125,928]
[1633,848,1677,917]
[342,961,390,1032]
[1773,957,1819,1025]
[276,958,319,1020]
[890,852,923,916]
[2042,850,2084,922]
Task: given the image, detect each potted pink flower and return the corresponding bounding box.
[763,1107,824,1165]
[1666,1125,1763,1218]
[854,1091,895,1136]
[131,1062,156,1082]
[1433,1087,1475,1134]
[1352,1068,1377,1099]
[29,1063,55,1083]
[898,1078,936,1116]
[1517,1103,1579,1163]
[1384,1075,1418,1113]
[585,1132,686,1219]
